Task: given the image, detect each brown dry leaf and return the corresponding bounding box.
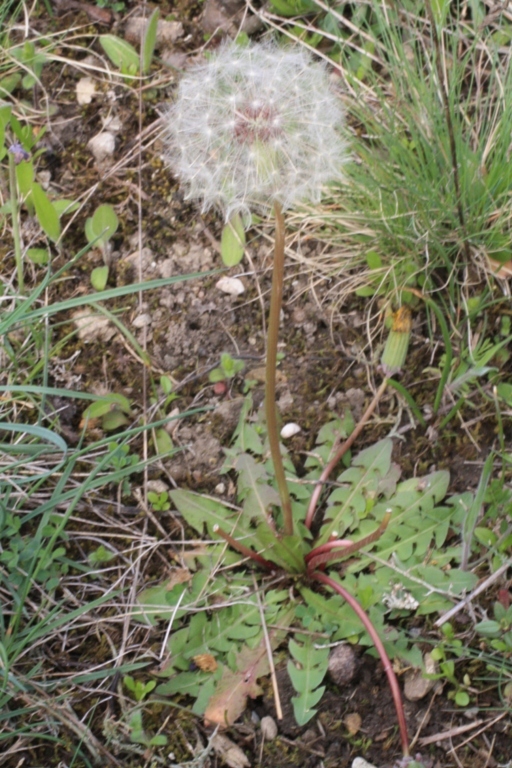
[344,712,362,735]
[486,255,512,278]
[193,654,218,673]
[168,568,192,589]
[204,643,269,726]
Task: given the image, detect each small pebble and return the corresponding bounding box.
[351,759,378,768]
[87,131,115,163]
[146,480,168,494]
[260,715,278,741]
[132,313,152,328]
[280,422,301,439]
[76,76,96,105]
[328,643,358,686]
[216,276,245,296]
[404,652,437,702]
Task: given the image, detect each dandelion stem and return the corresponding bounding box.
[266,202,293,536]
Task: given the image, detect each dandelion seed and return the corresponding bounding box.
[163,40,346,221]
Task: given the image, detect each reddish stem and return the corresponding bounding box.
[213,525,275,571]
[311,571,410,758]
[306,512,392,572]
[305,378,389,530]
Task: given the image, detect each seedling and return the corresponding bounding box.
[148,490,171,512]
[208,352,245,393]
[85,203,119,290]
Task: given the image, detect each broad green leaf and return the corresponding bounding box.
[153,427,173,456]
[220,214,246,267]
[287,633,329,726]
[88,545,115,564]
[170,488,252,539]
[235,452,281,525]
[0,74,21,96]
[475,620,501,637]
[367,250,382,268]
[141,9,159,75]
[16,160,34,197]
[102,410,129,430]
[32,182,60,241]
[168,603,261,665]
[52,198,80,217]
[22,73,37,89]
[156,670,216,698]
[86,203,119,248]
[82,393,132,420]
[100,35,140,71]
[90,265,109,291]
[27,248,49,265]
[269,0,316,16]
[208,368,226,383]
[318,439,393,543]
[254,526,306,572]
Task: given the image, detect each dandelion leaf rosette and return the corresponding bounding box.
[165,41,346,221]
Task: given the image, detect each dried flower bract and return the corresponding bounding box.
[164,41,346,221]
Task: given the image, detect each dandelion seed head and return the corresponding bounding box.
[164,40,346,220]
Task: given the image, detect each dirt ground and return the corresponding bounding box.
[4,1,512,767]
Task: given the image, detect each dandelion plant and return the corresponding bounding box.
[161,39,423,759]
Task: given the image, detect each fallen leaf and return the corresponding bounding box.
[204,643,269,726]
[486,255,512,278]
[193,654,218,673]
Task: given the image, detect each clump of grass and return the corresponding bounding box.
[264,2,512,313]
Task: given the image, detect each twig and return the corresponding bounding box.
[450,712,508,752]
[252,575,283,720]
[434,558,512,627]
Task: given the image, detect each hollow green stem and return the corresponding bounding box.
[8,152,24,295]
[266,202,293,536]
